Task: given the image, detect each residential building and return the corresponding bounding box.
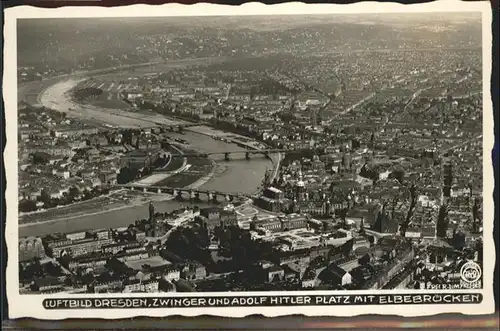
[19,237,46,262]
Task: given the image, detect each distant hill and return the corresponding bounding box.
[16,13,482,73]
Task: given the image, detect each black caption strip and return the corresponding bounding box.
[43,293,483,309]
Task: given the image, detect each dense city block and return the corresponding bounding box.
[17,13,484,294]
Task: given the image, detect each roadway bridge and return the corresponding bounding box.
[117,184,252,203]
[172,149,287,161]
[137,123,201,132]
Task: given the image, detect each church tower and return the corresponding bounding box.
[149,202,155,221]
[147,202,158,238]
[324,198,332,217]
[295,170,306,203]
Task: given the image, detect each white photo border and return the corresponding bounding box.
[3,0,495,319]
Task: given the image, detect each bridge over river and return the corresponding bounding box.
[137,122,201,132]
[116,184,253,203]
[172,149,287,161]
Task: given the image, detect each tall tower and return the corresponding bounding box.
[149,202,156,223]
[442,155,453,206]
[295,171,306,203]
[342,152,352,171]
[324,198,332,217]
[291,198,298,213]
[436,155,452,239]
[264,168,271,187]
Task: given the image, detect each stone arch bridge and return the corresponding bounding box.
[116,184,253,203]
[172,149,287,161]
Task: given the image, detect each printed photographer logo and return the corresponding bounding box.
[460,260,482,288]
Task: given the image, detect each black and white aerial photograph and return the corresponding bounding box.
[11,3,490,302]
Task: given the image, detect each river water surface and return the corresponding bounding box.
[19,130,272,237]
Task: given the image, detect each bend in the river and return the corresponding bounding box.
[19,63,275,237]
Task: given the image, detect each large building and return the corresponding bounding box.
[371,211,399,234]
[293,198,334,218]
[295,173,307,202]
[442,156,453,202]
[255,187,289,213]
[263,187,285,200]
[318,264,352,288]
[281,214,308,231]
[251,214,308,233]
[196,207,238,230]
[48,237,115,258]
[342,152,352,170]
[181,261,207,281]
[345,204,381,229]
[53,124,98,138]
[68,254,111,271]
[145,202,169,238]
[251,217,282,233]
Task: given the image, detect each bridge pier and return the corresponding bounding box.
[245,152,250,160]
[212,193,219,204]
[132,185,249,204]
[224,152,230,161]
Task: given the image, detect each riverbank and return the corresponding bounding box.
[19,191,173,228]
[19,63,273,237]
[129,144,192,187]
[18,195,196,238]
[185,158,217,190]
[185,125,282,185]
[19,189,126,220]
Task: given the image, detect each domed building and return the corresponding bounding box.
[289,173,334,217]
